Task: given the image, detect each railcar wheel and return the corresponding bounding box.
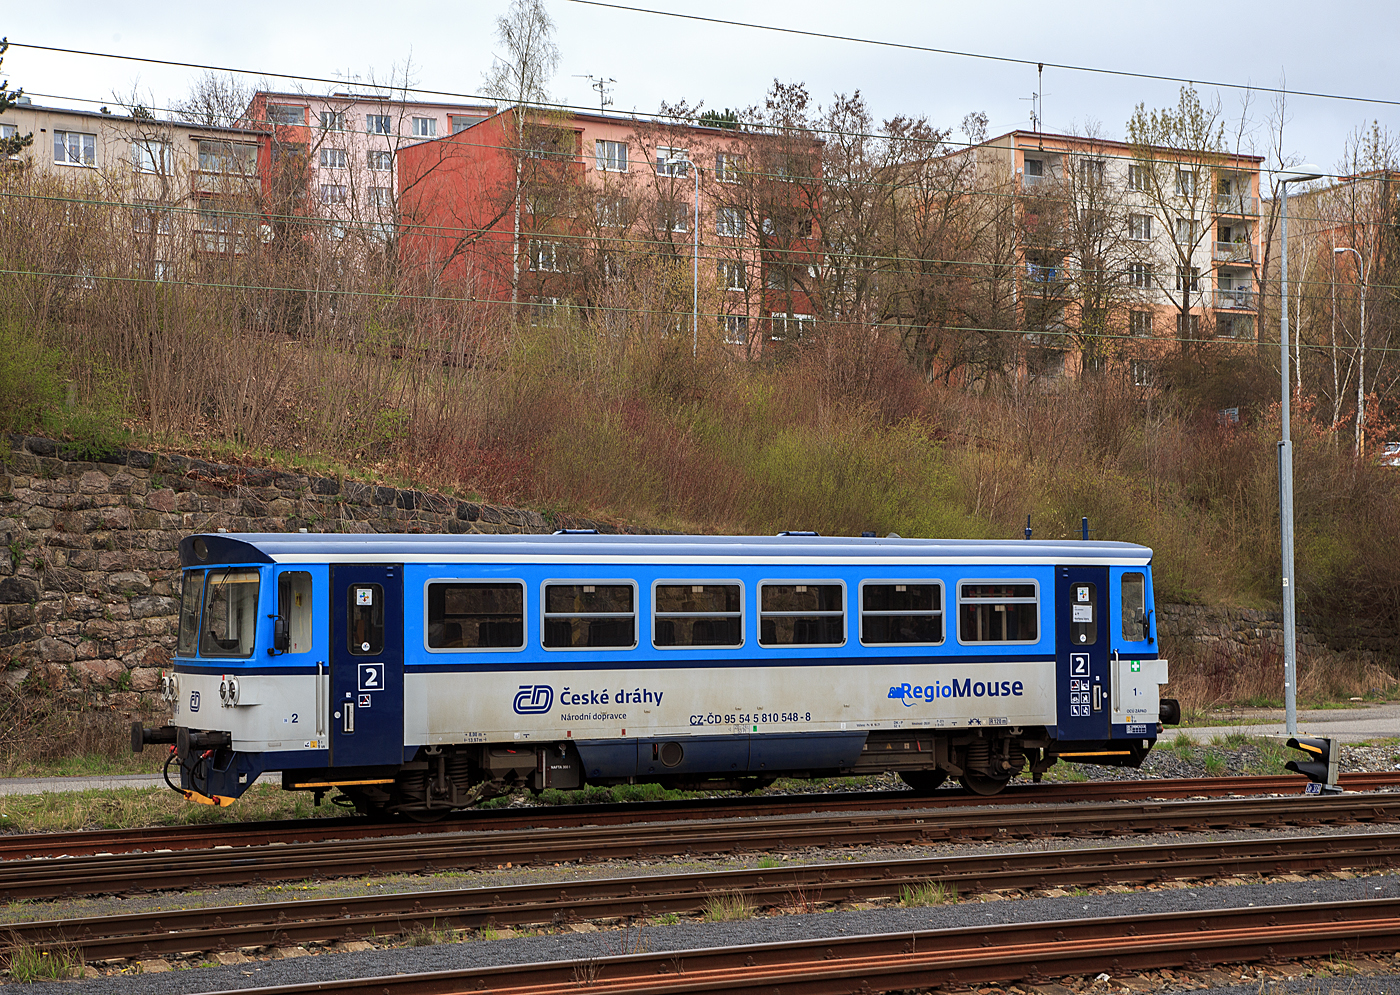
[898,770,948,793]
[958,772,1011,796]
[400,807,451,824]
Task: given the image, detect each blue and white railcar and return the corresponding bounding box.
[136,532,1178,813]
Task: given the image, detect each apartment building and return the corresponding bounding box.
[396,108,821,354]
[0,97,262,264]
[967,130,1263,383]
[241,91,493,237]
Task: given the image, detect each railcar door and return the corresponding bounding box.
[330,564,405,767]
[1055,565,1109,741]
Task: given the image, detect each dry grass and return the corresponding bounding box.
[0,781,342,834]
[0,685,169,778]
[702,893,756,922]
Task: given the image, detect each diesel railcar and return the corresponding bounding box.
[135,532,1178,815]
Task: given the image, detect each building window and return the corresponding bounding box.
[656,146,689,176]
[543,583,637,650]
[1023,157,1044,185]
[1129,310,1153,337]
[595,195,626,227]
[653,584,742,647]
[426,582,524,650]
[1174,218,1198,244]
[198,140,255,174]
[769,312,814,341]
[366,114,392,135]
[1131,359,1154,387]
[723,315,749,344]
[958,581,1038,643]
[1175,312,1200,338]
[451,115,478,134]
[719,260,745,291]
[267,104,305,126]
[53,131,96,166]
[319,147,347,169]
[1128,214,1152,241]
[198,197,235,232]
[369,186,391,208]
[716,206,744,238]
[1219,314,1253,339]
[529,238,562,272]
[319,111,345,132]
[715,151,742,183]
[411,116,437,138]
[131,140,172,174]
[860,582,944,645]
[1127,164,1148,191]
[367,149,392,171]
[1176,169,1198,197]
[320,184,347,205]
[657,200,688,233]
[1127,262,1153,288]
[595,139,627,172]
[759,583,844,646]
[1079,159,1105,185]
[1175,266,1200,292]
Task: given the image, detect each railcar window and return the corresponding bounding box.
[427,582,525,649]
[199,568,260,657]
[958,582,1038,643]
[544,584,636,649]
[654,584,742,646]
[348,584,384,655]
[277,571,313,654]
[759,584,844,646]
[861,583,944,644]
[177,570,205,656]
[1121,572,1148,641]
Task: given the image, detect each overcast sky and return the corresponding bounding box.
[4,0,1396,176]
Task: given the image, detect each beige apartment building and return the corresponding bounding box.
[0,97,263,268]
[965,130,1263,384]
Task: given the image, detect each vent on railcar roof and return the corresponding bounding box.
[776,531,820,537]
[553,528,599,535]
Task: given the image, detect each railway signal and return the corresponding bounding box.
[1284,736,1341,794]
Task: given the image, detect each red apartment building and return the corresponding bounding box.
[397,107,821,354]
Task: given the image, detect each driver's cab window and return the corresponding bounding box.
[278,571,313,653]
[199,569,260,657]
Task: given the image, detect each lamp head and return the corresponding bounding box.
[1277,163,1325,184]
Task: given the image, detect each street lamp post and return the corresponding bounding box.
[1277,164,1323,737]
[667,154,701,356]
[1333,245,1368,459]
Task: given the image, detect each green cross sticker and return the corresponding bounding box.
[1130,660,1141,673]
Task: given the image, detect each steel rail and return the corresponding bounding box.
[4,772,1397,862]
[3,793,1399,901]
[8,831,1400,962]
[191,898,1400,995]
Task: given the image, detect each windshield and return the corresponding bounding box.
[176,570,205,656]
[199,568,261,658]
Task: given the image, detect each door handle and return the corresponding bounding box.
[342,702,355,734]
[1092,685,1103,712]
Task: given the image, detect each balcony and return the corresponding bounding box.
[1213,288,1256,310]
[1213,241,1254,264]
[1022,263,1068,290]
[1216,193,1258,216]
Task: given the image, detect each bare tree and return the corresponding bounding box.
[0,38,33,156]
[172,71,254,128]
[481,0,560,306]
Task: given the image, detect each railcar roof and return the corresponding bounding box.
[180,532,1152,568]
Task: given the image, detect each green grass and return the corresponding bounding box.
[898,881,956,907]
[3,942,83,982]
[703,893,756,922]
[757,856,782,869]
[0,782,344,833]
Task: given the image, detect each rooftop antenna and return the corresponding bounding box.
[1019,64,1048,148]
[574,75,616,115]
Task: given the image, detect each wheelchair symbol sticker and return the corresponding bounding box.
[1070,653,1090,677]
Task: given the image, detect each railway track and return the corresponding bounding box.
[4,792,1400,901]
[9,830,1400,962]
[4,771,1398,862]
[186,898,1400,995]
